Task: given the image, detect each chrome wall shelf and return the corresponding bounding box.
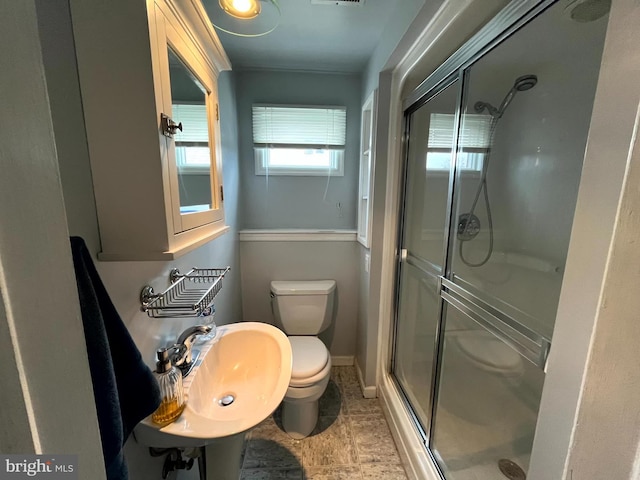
[140,267,230,318]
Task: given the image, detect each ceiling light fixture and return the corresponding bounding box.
[219,0,260,19]
[207,0,281,37]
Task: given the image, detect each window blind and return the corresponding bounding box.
[428,113,492,149]
[252,105,347,149]
[172,104,209,143]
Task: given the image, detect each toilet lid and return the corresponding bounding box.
[456,331,522,371]
[289,336,329,380]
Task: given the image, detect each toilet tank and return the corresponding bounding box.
[270,280,336,335]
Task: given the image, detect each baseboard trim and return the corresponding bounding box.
[355,357,377,398]
[331,355,354,366]
[379,373,441,480]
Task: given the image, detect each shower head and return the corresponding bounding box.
[474,74,538,119]
[496,73,538,116]
[513,74,538,91]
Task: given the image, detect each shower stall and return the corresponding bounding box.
[391,0,609,479]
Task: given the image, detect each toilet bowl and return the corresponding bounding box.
[443,329,525,424]
[282,336,332,438]
[451,330,524,376]
[270,280,336,439]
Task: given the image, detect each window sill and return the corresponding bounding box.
[239,229,356,242]
[254,169,345,177]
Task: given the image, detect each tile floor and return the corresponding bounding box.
[240,366,408,480]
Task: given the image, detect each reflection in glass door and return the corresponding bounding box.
[392,82,458,431]
[392,1,609,479]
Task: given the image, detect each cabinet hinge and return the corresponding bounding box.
[220,185,224,201]
[216,104,219,121]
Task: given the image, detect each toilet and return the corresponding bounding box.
[444,328,526,424]
[270,279,336,439]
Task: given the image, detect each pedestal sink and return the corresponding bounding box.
[135,322,293,479]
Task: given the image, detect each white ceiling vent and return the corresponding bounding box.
[311,0,365,6]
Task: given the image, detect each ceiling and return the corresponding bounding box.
[202,0,419,73]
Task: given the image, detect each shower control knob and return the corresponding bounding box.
[457,213,481,241]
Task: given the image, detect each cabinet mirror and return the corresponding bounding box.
[168,47,213,216]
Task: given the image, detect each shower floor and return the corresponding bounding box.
[395,356,536,480]
[240,366,408,479]
[432,405,532,480]
[431,359,538,480]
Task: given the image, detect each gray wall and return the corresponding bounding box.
[240,240,359,359]
[361,0,426,102]
[237,70,362,229]
[235,70,363,361]
[178,174,213,206]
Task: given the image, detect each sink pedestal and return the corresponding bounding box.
[198,432,245,480]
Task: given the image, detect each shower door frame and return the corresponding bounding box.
[390,0,559,475]
[391,73,461,445]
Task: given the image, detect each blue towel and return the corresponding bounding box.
[70,237,160,480]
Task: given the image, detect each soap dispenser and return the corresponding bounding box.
[151,347,185,427]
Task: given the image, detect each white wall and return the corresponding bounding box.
[36,0,102,254]
[530,0,640,477]
[355,245,370,379]
[0,1,104,476]
[240,239,359,359]
[482,5,608,265]
[451,0,608,336]
[565,103,640,478]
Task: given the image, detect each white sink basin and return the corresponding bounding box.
[135,322,292,448]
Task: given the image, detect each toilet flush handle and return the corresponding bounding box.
[270,292,275,316]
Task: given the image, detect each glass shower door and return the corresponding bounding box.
[392,82,458,432]
[430,1,608,478]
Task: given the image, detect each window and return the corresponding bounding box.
[172,103,211,174]
[427,113,491,172]
[252,105,347,176]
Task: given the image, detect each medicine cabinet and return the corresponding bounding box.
[71,0,231,260]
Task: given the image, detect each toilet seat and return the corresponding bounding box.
[453,331,522,374]
[288,336,330,387]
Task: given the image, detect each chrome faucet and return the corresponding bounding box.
[171,325,213,377]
